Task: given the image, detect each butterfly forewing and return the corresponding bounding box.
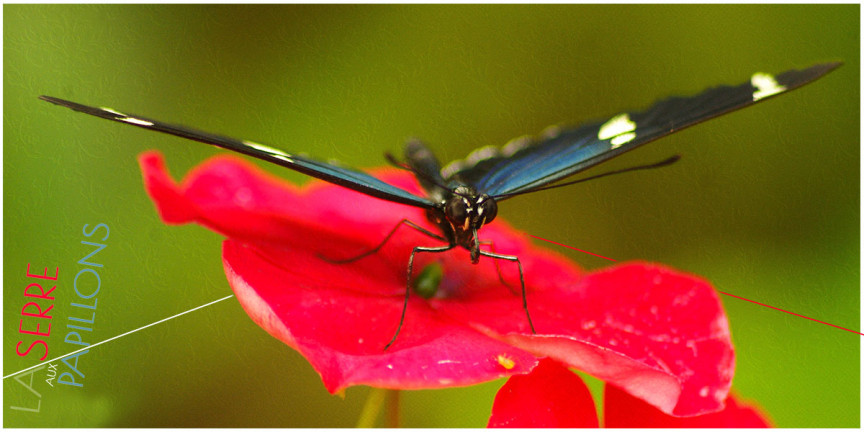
[40,62,839,209]
[39,96,434,209]
[450,62,840,198]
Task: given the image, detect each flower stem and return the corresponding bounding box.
[356,387,387,428]
[356,388,401,428]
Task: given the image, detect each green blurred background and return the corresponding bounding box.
[4,4,858,427]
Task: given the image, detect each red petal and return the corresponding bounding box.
[488,358,598,428]
[139,152,199,223]
[439,263,734,417]
[223,239,538,393]
[139,151,419,250]
[604,384,771,427]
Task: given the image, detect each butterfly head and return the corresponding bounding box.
[444,186,498,263]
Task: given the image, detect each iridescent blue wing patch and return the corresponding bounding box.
[443,62,841,198]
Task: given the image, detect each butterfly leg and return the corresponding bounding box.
[478,250,537,334]
[385,243,455,350]
[478,240,519,296]
[319,219,446,264]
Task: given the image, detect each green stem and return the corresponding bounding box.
[356,387,387,428]
[356,388,401,428]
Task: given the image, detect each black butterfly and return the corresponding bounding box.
[40,62,840,348]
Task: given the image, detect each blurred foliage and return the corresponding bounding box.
[4,4,858,427]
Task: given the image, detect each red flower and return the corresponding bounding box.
[139,151,736,417]
[488,359,600,427]
[489,358,770,427]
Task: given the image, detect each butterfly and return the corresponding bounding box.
[40,62,840,348]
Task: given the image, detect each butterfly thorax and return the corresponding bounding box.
[402,139,502,263]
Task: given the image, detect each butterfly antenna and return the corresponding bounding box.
[384,152,411,170]
[493,155,681,199]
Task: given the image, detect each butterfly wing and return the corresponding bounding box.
[446,62,841,198]
[40,96,435,209]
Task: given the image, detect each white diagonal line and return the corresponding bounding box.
[3,294,234,379]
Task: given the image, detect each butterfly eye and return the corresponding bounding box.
[444,196,469,225]
[478,196,497,225]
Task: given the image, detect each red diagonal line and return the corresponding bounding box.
[527,232,858,336]
[526,234,617,262]
[719,291,863,336]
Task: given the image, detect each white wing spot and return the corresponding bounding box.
[101,107,126,116]
[540,125,562,139]
[271,154,294,164]
[243,140,293,161]
[502,135,531,156]
[598,113,637,148]
[751,72,786,101]
[610,132,636,148]
[466,145,499,165]
[120,117,154,127]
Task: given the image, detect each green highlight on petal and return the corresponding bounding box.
[413,262,443,299]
